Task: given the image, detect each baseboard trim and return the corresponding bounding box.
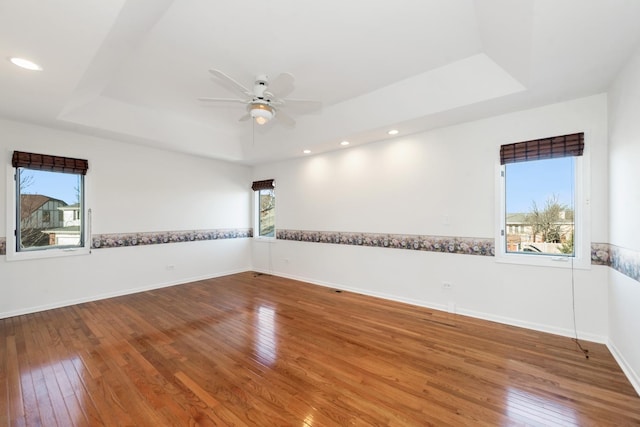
[608,339,640,397]
[0,267,251,319]
[456,308,607,344]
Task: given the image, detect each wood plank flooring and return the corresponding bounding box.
[1,272,639,426]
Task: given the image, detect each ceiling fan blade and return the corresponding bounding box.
[198,97,248,104]
[275,110,296,128]
[208,69,252,97]
[279,99,322,114]
[268,72,295,98]
[238,113,251,122]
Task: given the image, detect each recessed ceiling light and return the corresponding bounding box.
[9,57,42,71]
[340,141,350,146]
[303,149,311,154]
[388,129,399,136]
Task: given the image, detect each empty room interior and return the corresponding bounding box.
[2,1,640,425]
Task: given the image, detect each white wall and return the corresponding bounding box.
[608,45,640,392]
[0,118,252,318]
[2,90,635,388]
[253,94,610,341]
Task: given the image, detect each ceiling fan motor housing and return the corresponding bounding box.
[253,74,269,99]
[255,74,269,85]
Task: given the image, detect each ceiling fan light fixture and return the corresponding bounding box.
[250,103,274,125]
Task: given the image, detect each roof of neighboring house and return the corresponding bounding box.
[58,203,80,211]
[20,194,67,219]
[506,213,527,224]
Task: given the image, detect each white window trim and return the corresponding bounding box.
[494,153,591,270]
[253,189,275,241]
[5,156,91,261]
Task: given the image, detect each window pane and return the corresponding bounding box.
[17,168,83,251]
[504,157,575,256]
[258,189,275,237]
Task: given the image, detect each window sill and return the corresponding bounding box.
[253,236,277,243]
[495,253,590,270]
[5,247,91,262]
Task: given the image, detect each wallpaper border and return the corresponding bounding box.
[276,229,495,256]
[591,242,611,266]
[275,231,640,283]
[0,229,251,255]
[592,242,640,282]
[1,233,639,282]
[92,228,252,249]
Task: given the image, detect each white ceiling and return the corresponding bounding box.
[1,0,640,165]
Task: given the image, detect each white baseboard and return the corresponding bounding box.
[456,308,608,344]
[608,339,640,397]
[0,267,251,319]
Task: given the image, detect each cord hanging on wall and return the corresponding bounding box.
[569,156,589,359]
[571,257,589,359]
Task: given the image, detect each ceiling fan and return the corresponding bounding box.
[199,69,322,127]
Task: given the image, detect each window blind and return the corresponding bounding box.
[12,151,89,175]
[500,133,584,165]
[251,179,275,191]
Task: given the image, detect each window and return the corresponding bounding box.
[498,133,588,267]
[8,151,89,259]
[252,179,275,238]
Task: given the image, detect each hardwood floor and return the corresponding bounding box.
[1,272,639,426]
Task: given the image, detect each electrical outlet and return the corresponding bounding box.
[442,282,452,290]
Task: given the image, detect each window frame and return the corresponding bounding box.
[6,151,91,261]
[495,139,591,269]
[252,179,276,240]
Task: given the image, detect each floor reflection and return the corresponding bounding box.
[505,386,578,426]
[254,305,277,366]
[20,355,86,425]
[303,413,314,426]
